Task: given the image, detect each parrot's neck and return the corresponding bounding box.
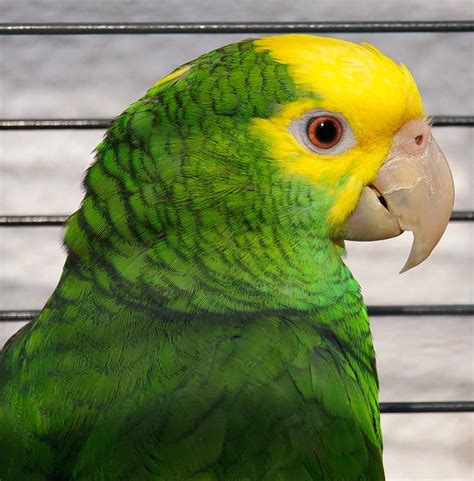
[62,212,360,318]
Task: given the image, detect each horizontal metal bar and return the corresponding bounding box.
[1,116,472,130]
[1,305,472,322]
[0,311,38,321]
[0,21,473,35]
[1,212,472,227]
[431,116,474,127]
[0,119,111,129]
[0,215,69,226]
[379,401,474,413]
[368,305,474,316]
[450,211,474,221]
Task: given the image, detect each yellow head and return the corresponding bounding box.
[252,34,424,228]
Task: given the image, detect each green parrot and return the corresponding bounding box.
[0,35,454,481]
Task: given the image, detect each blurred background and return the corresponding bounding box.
[0,1,473,479]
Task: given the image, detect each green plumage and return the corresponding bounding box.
[0,39,383,480]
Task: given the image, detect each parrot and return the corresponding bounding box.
[0,35,454,481]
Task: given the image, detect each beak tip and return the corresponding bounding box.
[398,235,434,274]
[399,262,412,274]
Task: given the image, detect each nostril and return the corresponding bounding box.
[396,120,431,155]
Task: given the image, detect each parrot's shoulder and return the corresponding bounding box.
[0,304,383,481]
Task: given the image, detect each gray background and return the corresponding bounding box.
[0,1,473,479]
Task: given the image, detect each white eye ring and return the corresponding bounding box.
[289,109,355,155]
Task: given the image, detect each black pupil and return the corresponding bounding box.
[315,120,338,144]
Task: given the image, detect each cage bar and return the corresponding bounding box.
[0,21,473,35]
[0,212,472,226]
[1,116,473,130]
[1,305,473,322]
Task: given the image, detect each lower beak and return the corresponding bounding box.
[344,119,455,273]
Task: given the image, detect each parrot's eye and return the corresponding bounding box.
[306,116,343,149]
[290,109,354,156]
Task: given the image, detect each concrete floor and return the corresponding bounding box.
[1,1,473,479]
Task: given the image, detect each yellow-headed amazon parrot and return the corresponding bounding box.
[0,35,454,480]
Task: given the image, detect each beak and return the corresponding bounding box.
[344,119,454,273]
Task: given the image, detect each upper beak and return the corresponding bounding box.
[344,119,455,273]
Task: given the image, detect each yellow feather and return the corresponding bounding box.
[152,64,191,88]
[252,35,424,228]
